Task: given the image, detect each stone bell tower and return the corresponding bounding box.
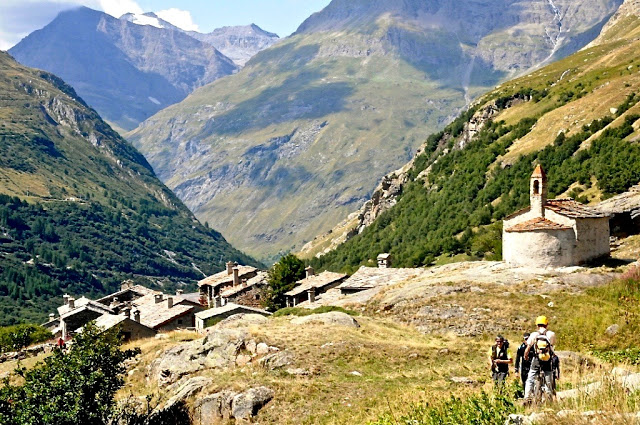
[530,164,547,218]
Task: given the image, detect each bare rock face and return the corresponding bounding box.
[290,312,360,328]
[193,386,274,423]
[149,329,247,384]
[218,313,269,329]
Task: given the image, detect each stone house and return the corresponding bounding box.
[77,313,155,341]
[503,165,610,267]
[198,262,259,307]
[220,271,268,308]
[195,303,271,332]
[131,293,200,332]
[284,267,348,307]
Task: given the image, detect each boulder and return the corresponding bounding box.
[290,312,360,328]
[164,377,212,410]
[218,313,269,329]
[256,342,270,355]
[231,386,274,419]
[259,350,295,370]
[195,390,236,422]
[605,324,620,336]
[149,329,247,384]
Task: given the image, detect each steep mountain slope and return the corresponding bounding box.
[189,24,280,66]
[0,51,257,325]
[308,0,640,271]
[129,0,621,262]
[8,7,237,131]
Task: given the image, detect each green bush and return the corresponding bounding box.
[263,254,306,311]
[273,306,358,317]
[369,389,516,425]
[0,322,140,424]
[0,324,51,352]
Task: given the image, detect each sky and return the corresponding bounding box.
[0,0,332,50]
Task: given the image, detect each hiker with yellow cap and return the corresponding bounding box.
[523,315,557,404]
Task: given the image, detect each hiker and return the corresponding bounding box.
[56,337,66,352]
[489,335,512,385]
[523,316,556,403]
[515,332,531,388]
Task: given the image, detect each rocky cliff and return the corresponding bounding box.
[129,0,622,261]
[9,7,238,131]
[189,24,280,66]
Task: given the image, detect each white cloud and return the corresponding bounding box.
[156,8,199,31]
[98,0,142,17]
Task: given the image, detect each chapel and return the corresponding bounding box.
[502,165,610,267]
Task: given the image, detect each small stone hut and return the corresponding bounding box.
[502,165,610,267]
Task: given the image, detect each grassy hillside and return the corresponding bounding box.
[128,0,620,262]
[0,52,258,325]
[311,14,640,273]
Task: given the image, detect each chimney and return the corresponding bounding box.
[167,296,173,309]
[176,289,184,296]
[154,294,163,304]
[120,280,133,291]
[305,266,315,279]
[226,261,234,275]
[214,296,222,308]
[110,297,119,308]
[233,267,240,286]
[68,297,75,309]
[49,313,55,322]
[63,294,69,305]
[242,279,247,288]
[122,307,131,318]
[308,288,316,303]
[133,309,140,322]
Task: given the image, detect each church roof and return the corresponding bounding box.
[545,199,608,219]
[531,164,546,179]
[505,217,572,232]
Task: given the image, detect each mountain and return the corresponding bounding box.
[188,24,280,66]
[8,7,238,131]
[0,51,258,325]
[129,0,622,262]
[306,0,640,271]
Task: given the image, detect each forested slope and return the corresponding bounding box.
[0,52,258,325]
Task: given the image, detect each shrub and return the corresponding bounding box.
[0,324,51,352]
[262,254,305,311]
[0,322,140,424]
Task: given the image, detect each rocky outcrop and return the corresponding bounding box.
[290,312,360,328]
[193,386,274,423]
[588,0,640,47]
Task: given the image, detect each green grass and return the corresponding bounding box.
[272,305,359,317]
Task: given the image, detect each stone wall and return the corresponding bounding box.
[121,320,156,341]
[503,228,577,267]
[225,287,264,309]
[574,217,610,264]
[157,312,196,332]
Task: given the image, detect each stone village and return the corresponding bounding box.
[40,166,640,342]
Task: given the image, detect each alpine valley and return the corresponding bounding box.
[129,0,622,261]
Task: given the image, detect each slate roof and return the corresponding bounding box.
[284,271,348,297]
[545,199,608,219]
[505,217,573,232]
[96,285,155,305]
[595,184,640,216]
[197,265,259,288]
[58,297,113,317]
[503,206,531,220]
[132,294,194,329]
[338,266,420,291]
[195,303,271,320]
[221,271,268,298]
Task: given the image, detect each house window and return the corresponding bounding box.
[178,319,183,325]
[255,294,261,300]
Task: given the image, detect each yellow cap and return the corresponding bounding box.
[536,315,549,326]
